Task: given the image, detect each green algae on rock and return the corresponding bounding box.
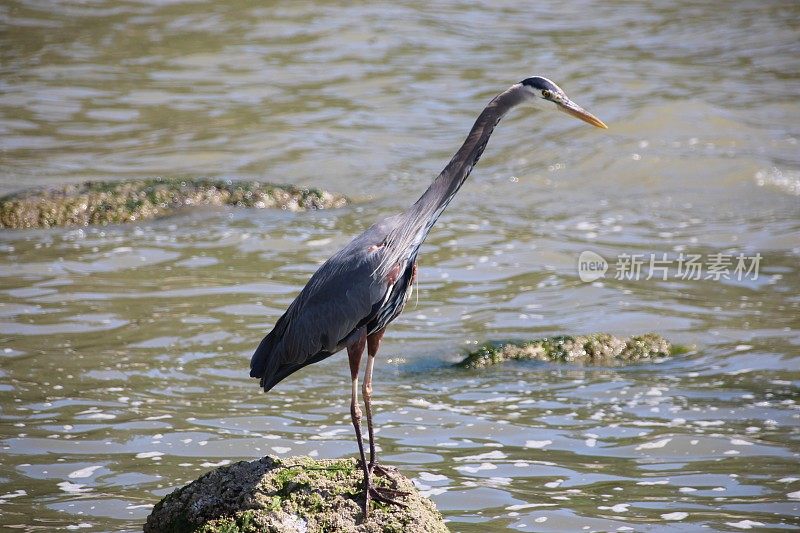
[0,178,348,229]
[144,455,448,533]
[456,333,677,369]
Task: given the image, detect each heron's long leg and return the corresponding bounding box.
[364,329,384,469]
[364,334,410,505]
[347,332,371,516]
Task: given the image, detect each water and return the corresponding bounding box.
[1,1,799,531]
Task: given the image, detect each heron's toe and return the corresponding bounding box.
[369,462,399,478]
[368,485,409,507]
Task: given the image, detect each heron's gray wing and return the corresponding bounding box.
[276,250,386,362]
[249,234,391,388]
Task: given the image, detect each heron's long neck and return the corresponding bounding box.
[396,84,527,250]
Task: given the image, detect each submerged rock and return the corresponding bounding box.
[456,333,678,369]
[144,455,448,533]
[0,178,348,229]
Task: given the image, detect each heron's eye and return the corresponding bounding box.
[541,90,552,99]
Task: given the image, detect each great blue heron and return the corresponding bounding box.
[250,77,606,516]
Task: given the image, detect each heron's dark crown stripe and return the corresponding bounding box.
[521,76,557,92]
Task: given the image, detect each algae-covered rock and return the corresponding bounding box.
[144,455,448,533]
[456,333,677,369]
[0,178,348,229]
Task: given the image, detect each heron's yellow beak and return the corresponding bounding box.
[557,98,608,129]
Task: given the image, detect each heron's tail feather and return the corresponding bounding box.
[249,330,282,391]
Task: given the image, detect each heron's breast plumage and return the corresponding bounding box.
[369,255,416,335]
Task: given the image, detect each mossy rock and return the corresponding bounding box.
[456,333,681,369]
[0,178,348,229]
[144,456,448,533]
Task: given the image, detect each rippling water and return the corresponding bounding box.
[1,1,799,531]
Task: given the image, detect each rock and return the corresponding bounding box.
[455,333,681,369]
[0,178,348,229]
[144,455,448,533]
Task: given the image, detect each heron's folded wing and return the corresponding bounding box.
[274,250,388,365]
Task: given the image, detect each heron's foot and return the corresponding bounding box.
[360,474,409,519]
[368,461,399,479]
[357,460,398,479]
[367,483,409,507]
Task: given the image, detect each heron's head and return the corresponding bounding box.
[520,76,607,129]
